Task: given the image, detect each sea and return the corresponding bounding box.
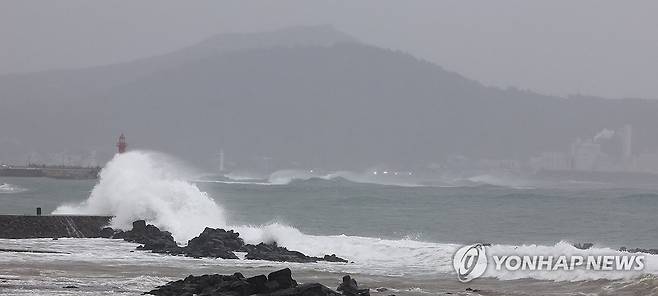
[1,151,657,295]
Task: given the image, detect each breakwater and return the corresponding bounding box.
[0,215,112,239]
[0,166,100,179]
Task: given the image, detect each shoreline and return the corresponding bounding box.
[1,215,657,295]
[2,215,656,257]
[0,237,657,295]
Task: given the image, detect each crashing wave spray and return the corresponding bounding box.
[53,151,226,242]
[0,183,27,194]
[50,152,658,281]
[266,169,420,187]
[51,152,450,274]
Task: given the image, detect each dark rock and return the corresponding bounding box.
[145,272,246,296]
[246,275,268,294]
[132,220,147,232]
[619,247,658,254]
[267,268,297,290]
[573,242,594,250]
[111,229,126,239]
[63,285,79,289]
[119,221,183,255]
[322,254,348,263]
[184,227,244,259]
[99,227,118,238]
[337,275,369,296]
[145,268,342,296]
[271,283,341,296]
[241,242,317,263]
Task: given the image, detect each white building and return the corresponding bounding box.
[571,139,602,171]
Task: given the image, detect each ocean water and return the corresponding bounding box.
[1,151,658,295]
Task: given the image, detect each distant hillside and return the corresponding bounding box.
[1,26,657,170]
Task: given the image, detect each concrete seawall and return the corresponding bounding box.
[0,215,112,239]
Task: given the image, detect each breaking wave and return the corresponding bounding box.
[216,170,535,189]
[222,171,268,181]
[267,169,420,187]
[53,151,227,242]
[465,174,535,189]
[0,183,27,194]
[52,151,658,281]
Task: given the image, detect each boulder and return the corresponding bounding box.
[145,272,247,296]
[132,220,147,232]
[145,268,345,296]
[99,227,121,239]
[241,242,317,263]
[572,242,594,250]
[337,275,370,296]
[117,220,182,254]
[245,275,268,294]
[271,283,342,296]
[267,268,297,290]
[322,254,348,263]
[184,227,244,259]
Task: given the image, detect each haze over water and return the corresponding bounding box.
[2,2,658,295]
[2,151,658,295]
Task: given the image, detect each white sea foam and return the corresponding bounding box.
[0,183,27,194]
[50,151,658,281]
[484,242,658,281]
[231,169,532,188]
[465,174,535,189]
[267,169,420,187]
[233,223,458,276]
[53,151,227,242]
[223,171,268,181]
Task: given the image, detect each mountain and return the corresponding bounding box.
[1,26,657,171]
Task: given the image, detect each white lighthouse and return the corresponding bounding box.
[219,149,225,172]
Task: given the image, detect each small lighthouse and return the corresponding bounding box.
[219,149,225,172]
[116,133,127,154]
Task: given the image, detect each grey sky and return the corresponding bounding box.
[1,0,657,99]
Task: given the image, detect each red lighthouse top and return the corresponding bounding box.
[117,133,127,154]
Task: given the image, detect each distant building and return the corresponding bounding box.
[478,159,521,171]
[529,152,569,171]
[571,138,602,171]
[635,153,658,173]
[219,149,225,172]
[620,124,633,161]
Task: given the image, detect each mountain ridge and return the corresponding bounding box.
[1,26,657,171]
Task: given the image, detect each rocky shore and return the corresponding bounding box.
[101,220,348,264]
[145,268,370,296]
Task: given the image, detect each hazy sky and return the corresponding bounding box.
[1,0,657,99]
